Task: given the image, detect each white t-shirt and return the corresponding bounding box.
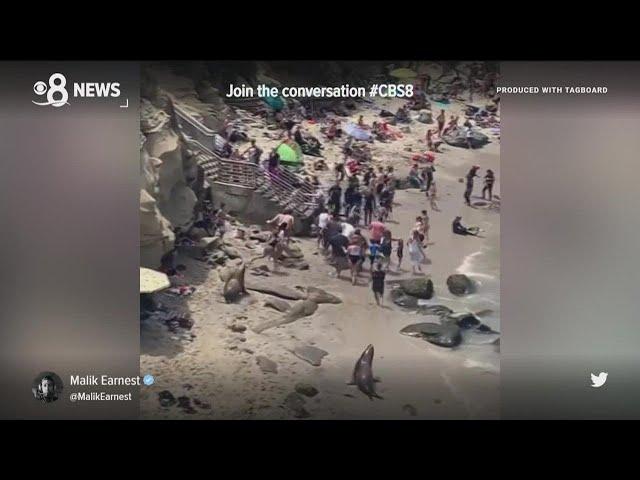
[318,212,330,229]
[341,222,355,238]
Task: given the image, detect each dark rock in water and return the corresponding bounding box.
[304,286,342,304]
[158,390,176,408]
[177,396,197,414]
[400,322,444,337]
[417,304,453,317]
[245,281,307,300]
[295,383,319,397]
[263,297,291,313]
[402,404,418,416]
[284,392,310,418]
[229,324,247,333]
[442,129,489,149]
[390,288,419,308]
[477,323,499,334]
[446,274,474,296]
[256,356,278,374]
[292,345,328,366]
[398,277,434,299]
[400,322,462,348]
[449,313,481,329]
[380,109,395,118]
[425,323,462,348]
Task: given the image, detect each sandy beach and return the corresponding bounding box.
[140,84,501,419]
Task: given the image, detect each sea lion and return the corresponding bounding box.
[400,322,462,348]
[223,264,246,303]
[348,344,383,400]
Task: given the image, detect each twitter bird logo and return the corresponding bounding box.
[591,372,608,388]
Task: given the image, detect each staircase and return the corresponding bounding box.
[170,101,319,227]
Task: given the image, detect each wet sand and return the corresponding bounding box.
[140,94,500,419]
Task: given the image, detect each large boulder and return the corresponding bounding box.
[398,278,434,299]
[446,274,474,296]
[140,189,175,268]
[442,129,489,149]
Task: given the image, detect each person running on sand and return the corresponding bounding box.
[368,239,381,272]
[317,209,331,249]
[369,262,387,307]
[420,210,431,243]
[395,238,404,272]
[408,230,426,274]
[328,181,343,217]
[347,239,363,285]
[379,183,394,220]
[363,188,376,225]
[369,216,386,244]
[437,109,446,135]
[379,230,393,271]
[482,169,495,200]
[429,182,439,211]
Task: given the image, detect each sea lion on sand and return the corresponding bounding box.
[348,344,383,400]
[223,264,247,303]
[400,322,463,348]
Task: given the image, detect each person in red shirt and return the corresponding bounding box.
[369,217,386,243]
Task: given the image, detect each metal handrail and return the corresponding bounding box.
[172,100,318,215]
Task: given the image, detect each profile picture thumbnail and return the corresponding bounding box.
[32,371,64,404]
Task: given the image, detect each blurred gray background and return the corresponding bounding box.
[501,62,640,419]
[0,62,140,419]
